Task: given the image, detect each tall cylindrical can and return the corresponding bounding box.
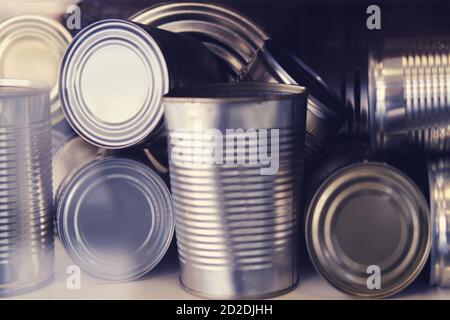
[60,19,225,149]
[428,158,450,287]
[367,38,450,153]
[0,79,54,297]
[56,157,174,282]
[164,82,307,298]
[239,40,345,164]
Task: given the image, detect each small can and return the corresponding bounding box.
[428,158,450,287]
[306,162,430,298]
[59,18,225,149]
[239,40,345,163]
[0,15,72,124]
[130,2,269,79]
[56,157,174,281]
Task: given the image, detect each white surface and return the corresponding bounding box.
[2,240,448,300]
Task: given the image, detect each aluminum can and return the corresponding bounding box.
[130,2,269,79]
[0,15,72,125]
[366,38,450,153]
[164,82,307,298]
[60,18,224,149]
[56,157,174,281]
[239,40,345,164]
[306,162,430,298]
[0,79,54,297]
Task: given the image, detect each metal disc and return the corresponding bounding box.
[130,2,269,78]
[306,162,430,298]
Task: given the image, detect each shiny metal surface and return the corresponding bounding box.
[56,157,174,281]
[239,40,344,163]
[368,38,450,153]
[130,2,269,79]
[428,158,450,287]
[0,79,54,297]
[306,162,430,298]
[60,18,223,149]
[164,82,307,298]
[0,15,72,124]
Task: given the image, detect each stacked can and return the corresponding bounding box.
[164,82,307,298]
[0,79,54,297]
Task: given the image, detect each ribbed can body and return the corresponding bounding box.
[0,80,54,297]
[369,38,450,152]
[164,82,307,298]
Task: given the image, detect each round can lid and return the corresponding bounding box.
[60,19,169,149]
[57,157,174,281]
[306,162,430,298]
[130,2,269,78]
[0,15,72,124]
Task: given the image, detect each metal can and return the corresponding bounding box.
[130,2,269,79]
[0,79,54,297]
[239,40,345,164]
[306,162,430,298]
[0,15,72,125]
[59,18,224,149]
[163,82,307,298]
[366,38,450,153]
[56,157,174,281]
[428,158,450,287]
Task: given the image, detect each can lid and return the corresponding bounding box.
[57,157,174,281]
[60,19,169,149]
[306,162,430,298]
[130,2,269,78]
[0,15,72,124]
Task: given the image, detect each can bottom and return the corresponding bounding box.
[0,272,54,298]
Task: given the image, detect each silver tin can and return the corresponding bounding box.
[59,18,224,149]
[163,82,307,299]
[367,38,450,153]
[0,79,54,297]
[306,162,430,298]
[239,40,345,163]
[56,157,174,281]
[0,15,72,125]
[130,2,269,79]
[428,158,450,287]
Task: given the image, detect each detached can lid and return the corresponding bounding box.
[60,19,169,149]
[0,15,72,124]
[306,162,430,298]
[57,157,174,281]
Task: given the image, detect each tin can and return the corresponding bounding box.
[239,40,345,164]
[56,157,174,281]
[366,38,450,153]
[59,18,225,149]
[163,82,307,298]
[130,2,269,79]
[306,162,430,298]
[428,158,450,287]
[0,79,54,297]
[0,15,72,125]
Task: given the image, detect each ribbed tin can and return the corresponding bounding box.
[0,79,54,297]
[163,82,307,298]
[428,158,450,287]
[130,2,269,79]
[239,40,345,164]
[306,162,430,298]
[56,157,174,281]
[60,18,224,149]
[0,15,72,125]
[367,38,450,153]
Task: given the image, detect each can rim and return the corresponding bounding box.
[56,157,174,281]
[0,78,50,98]
[59,19,169,149]
[305,161,431,298]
